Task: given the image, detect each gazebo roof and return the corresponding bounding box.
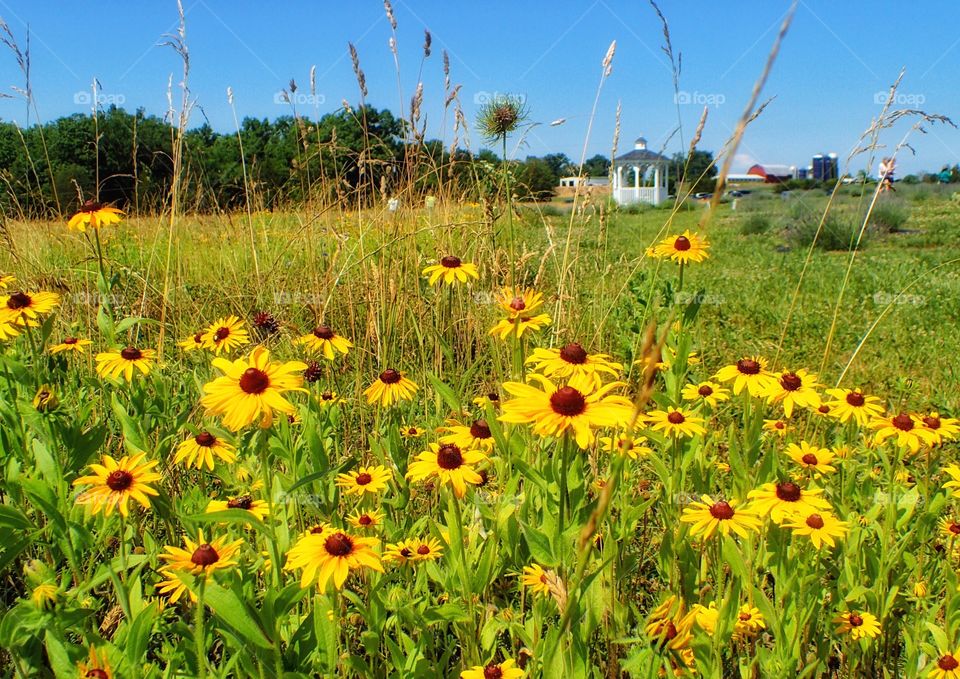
[613,147,669,164]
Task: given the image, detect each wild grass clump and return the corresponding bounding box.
[869,202,910,232]
[738,212,772,235]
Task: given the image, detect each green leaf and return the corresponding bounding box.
[521,523,557,566]
[183,509,268,534]
[201,580,274,650]
[426,372,461,413]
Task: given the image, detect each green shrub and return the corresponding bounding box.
[739,212,772,235]
[868,203,909,232]
[787,211,867,251]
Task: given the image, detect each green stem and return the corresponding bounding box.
[195,577,207,679]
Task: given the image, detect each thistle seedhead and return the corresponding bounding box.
[476,94,529,143]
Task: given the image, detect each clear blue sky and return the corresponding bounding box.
[0,1,957,174]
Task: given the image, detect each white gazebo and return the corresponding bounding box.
[612,136,669,206]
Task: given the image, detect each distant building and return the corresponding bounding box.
[812,153,839,181]
[558,176,609,188]
[611,136,669,206]
[726,173,765,183]
[746,163,796,183]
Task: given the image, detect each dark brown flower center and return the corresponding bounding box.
[399,547,412,558]
[774,421,785,429]
[509,296,526,312]
[106,470,133,491]
[801,453,818,465]
[805,513,825,529]
[939,655,960,671]
[64,336,78,345]
[321,390,334,400]
[6,291,30,309]
[709,501,735,520]
[775,482,802,502]
[924,416,942,430]
[550,386,587,416]
[470,419,492,439]
[417,544,430,555]
[483,666,503,679]
[559,342,588,364]
[303,361,322,382]
[239,368,270,394]
[737,358,761,375]
[738,612,752,622]
[191,544,219,566]
[818,405,830,414]
[195,432,216,447]
[80,199,103,213]
[86,671,109,679]
[698,384,713,397]
[673,235,691,251]
[779,372,802,391]
[310,525,327,534]
[440,255,462,268]
[355,472,373,485]
[667,411,686,424]
[324,532,353,557]
[313,325,335,340]
[845,391,866,407]
[436,444,463,470]
[120,346,142,361]
[358,514,373,526]
[379,368,401,384]
[193,332,203,343]
[487,391,500,402]
[848,614,863,627]
[213,327,230,341]
[892,413,914,431]
[227,496,253,510]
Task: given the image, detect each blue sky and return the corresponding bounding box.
[0,1,957,174]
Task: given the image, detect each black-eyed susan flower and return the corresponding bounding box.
[824,387,884,426]
[783,511,848,549]
[32,385,58,412]
[747,481,831,524]
[347,508,384,530]
[73,452,161,518]
[201,315,250,355]
[869,412,937,454]
[922,412,960,445]
[764,368,822,418]
[520,564,553,597]
[30,581,59,609]
[439,418,495,452]
[173,431,237,470]
[408,535,444,562]
[681,381,730,408]
[715,356,776,397]
[422,255,479,286]
[732,605,766,642]
[49,336,92,354]
[651,230,710,264]
[67,200,124,232]
[645,407,707,439]
[95,346,157,382]
[489,311,553,341]
[598,431,652,459]
[206,495,269,522]
[160,530,243,578]
[77,646,113,679]
[406,442,486,498]
[0,274,13,290]
[942,466,960,498]
[179,332,206,352]
[1,290,60,327]
[939,517,960,540]
[199,346,307,430]
[0,317,20,341]
[401,425,426,439]
[645,596,697,653]
[930,648,960,679]
[296,325,353,360]
[317,390,341,407]
[284,528,383,591]
[526,343,622,389]
[680,495,761,540]
[692,602,719,635]
[383,540,416,565]
[785,441,837,476]
[460,659,524,679]
[474,391,501,409]
[763,418,791,438]
[495,287,546,320]
[499,374,634,449]
[336,465,393,497]
[834,610,880,641]
[363,368,418,407]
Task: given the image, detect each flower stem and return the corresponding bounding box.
[195,577,206,679]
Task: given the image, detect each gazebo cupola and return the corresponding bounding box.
[612,134,669,206]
